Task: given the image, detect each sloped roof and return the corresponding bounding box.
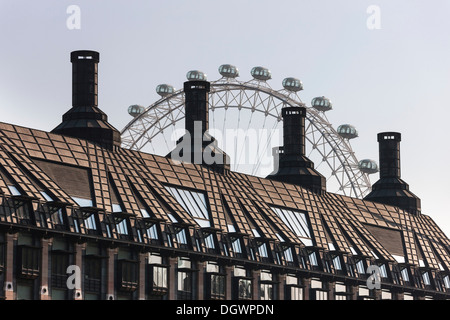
[0,120,449,272]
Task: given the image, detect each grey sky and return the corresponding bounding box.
[1,0,449,235]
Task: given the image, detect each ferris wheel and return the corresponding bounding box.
[121,65,379,198]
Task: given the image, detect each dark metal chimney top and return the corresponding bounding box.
[364,132,421,215]
[167,79,230,174]
[52,50,121,150]
[267,105,326,194]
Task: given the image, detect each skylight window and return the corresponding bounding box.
[165,186,210,228]
[140,208,150,218]
[8,185,21,196]
[40,191,53,202]
[72,197,93,207]
[270,207,313,246]
[392,255,405,263]
[112,203,122,213]
[252,228,261,237]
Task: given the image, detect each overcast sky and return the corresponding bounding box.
[1,0,449,236]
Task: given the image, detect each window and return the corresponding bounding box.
[40,191,53,202]
[443,275,450,289]
[51,252,70,290]
[165,186,211,227]
[177,271,192,299]
[258,243,269,258]
[209,274,226,300]
[260,283,273,300]
[18,245,40,279]
[422,272,431,286]
[147,224,158,240]
[116,219,128,235]
[309,252,318,266]
[176,229,187,245]
[204,234,215,249]
[8,185,21,196]
[379,264,388,278]
[238,279,252,300]
[232,239,242,254]
[284,248,294,262]
[51,209,65,227]
[333,256,342,270]
[356,260,365,275]
[84,257,101,294]
[84,214,97,230]
[152,266,168,290]
[270,207,313,246]
[312,289,328,300]
[118,260,139,292]
[72,197,93,207]
[401,268,410,282]
[289,286,303,300]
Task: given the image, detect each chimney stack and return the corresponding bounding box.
[52,50,121,150]
[364,132,421,215]
[167,79,230,174]
[267,106,326,194]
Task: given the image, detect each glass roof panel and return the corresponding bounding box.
[165,186,210,227]
[270,206,313,243]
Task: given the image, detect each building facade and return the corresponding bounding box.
[0,51,449,300]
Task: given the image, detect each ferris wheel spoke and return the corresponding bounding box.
[121,73,374,198]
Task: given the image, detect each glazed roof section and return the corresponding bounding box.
[0,121,449,270]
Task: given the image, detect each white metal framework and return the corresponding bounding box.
[120,69,373,198]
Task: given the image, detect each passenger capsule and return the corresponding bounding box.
[358,159,379,174]
[156,84,175,97]
[128,105,145,117]
[219,64,239,78]
[282,77,303,92]
[186,70,207,81]
[311,96,332,112]
[337,124,358,139]
[251,66,271,81]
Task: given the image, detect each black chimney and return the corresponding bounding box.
[167,80,230,173]
[364,132,421,215]
[52,50,121,150]
[267,106,326,194]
